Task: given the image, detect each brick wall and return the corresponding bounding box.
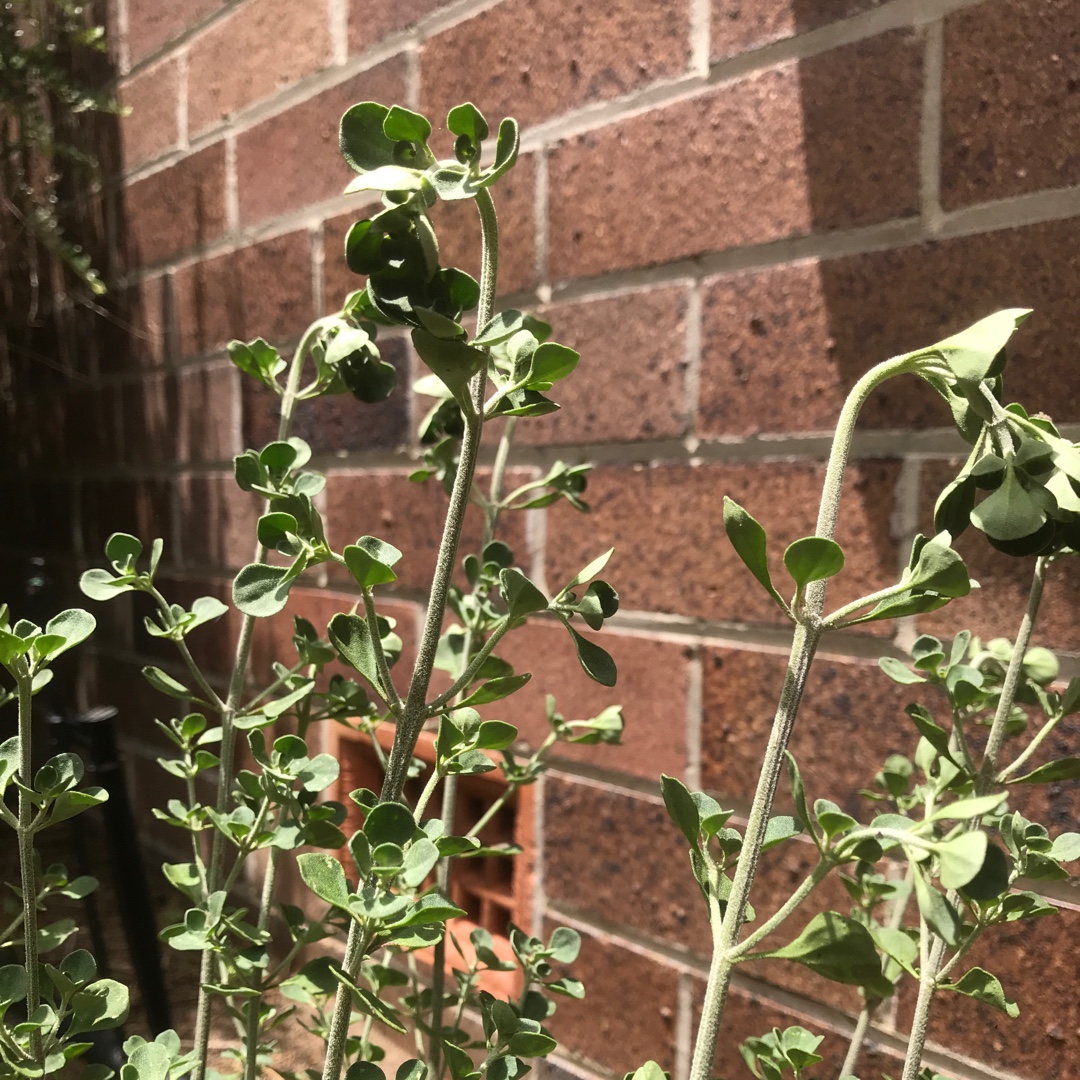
[9,0,1080,1078]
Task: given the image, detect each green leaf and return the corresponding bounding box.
[660,775,700,845]
[67,979,129,1035]
[228,337,284,387]
[761,815,803,850]
[878,656,924,685]
[412,329,486,397]
[908,533,972,597]
[400,839,440,888]
[364,802,417,847]
[344,165,427,194]
[80,568,135,602]
[473,310,528,346]
[447,102,489,143]
[458,676,531,708]
[328,613,381,690]
[332,967,408,1033]
[527,342,579,387]
[970,467,1047,542]
[383,105,431,144]
[723,497,788,612]
[36,609,95,662]
[765,912,888,991]
[961,843,1011,901]
[297,853,351,910]
[562,621,617,686]
[142,666,192,700]
[341,102,397,172]
[507,1032,557,1058]
[344,537,403,589]
[562,548,614,592]
[233,563,295,618]
[928,793,1006,823]
[905,704,952,760]
[936,831,988,890]
[0,965,28,1008]
[783,537,844,589]
[478,117,520,187]
[499,568,548,619]
[1010,757,1080,784]
[1050,832,1080,862]
[941,967,1019,1018]
[913,866,960,945]
[927,309,1031,383]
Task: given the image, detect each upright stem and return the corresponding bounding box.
[15,667,43,1066]
[322,190,500,1080]
[192,327,315,1080]
[242,847,282,1080]
[688,354,917,1080]
[838,1003,874,1079]
[427,771,458,1079]
[898,555,1048,1080]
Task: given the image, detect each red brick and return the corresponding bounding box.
[173,229,315,357]
[119,56,180,169]
[544,776,711,947]
[544,460,901,625]
[516,287,689,446]
[177,474,260,570]
[66,386,123,469]
[898,904,1080,1078]
[493,621,689,782]
[236,59,407,227]
[419,0,691,130]
[548,32,921,281]
[428,152,538,297]
[544,925,680,1075]
[711,0,884,60]
[701,216,1080,436]
[80,478,172,560]
[323,468,531,594]
[942,0,1080,209]
[122,371,180,466]
[916,458,1080,652]
[186,0,331,136]
[701,647,919,808]
[178,363,239,463]
[125,0,222,66]
[242,335,410,455]
[347,0,443,53]
[123,144,227,267]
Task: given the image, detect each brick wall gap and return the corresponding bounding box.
[114,0,130,75]
[684,647,702,791]
[405,43,421,111]
[919,20,945,234]
[177,47,190,150]
[121,0,248,81]
[937,182,1080,241]
[534,149,550,292]
[530,773,548,939]
[688,0,710,77]
[311,220,326,318]
[546,767,666,808]
[328,0,348,66]
[683,282,702,442]
[224,133,239,231]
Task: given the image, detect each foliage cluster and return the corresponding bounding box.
[1,93,1078,1080]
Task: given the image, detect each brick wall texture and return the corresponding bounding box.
[9,1,1080,1078]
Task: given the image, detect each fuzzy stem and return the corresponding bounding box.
[688,353,918,1080]
[898,556,1048,1080]
[838,1003,875,1079]
[15,665,42,1066]
[320,924,370,1080]
[192,322,316,1080]
[730,859,832,958]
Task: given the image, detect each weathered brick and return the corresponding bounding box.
[917,458,1080,651]
[548,31,921,281]
[323,468,530,594]
[347,0,443,55]
[544,461,901,625]
[898,904,1080,1078]
[241,336,410,454]
[176,474,260,570]
[65,386,123,469]
[701,216,1080,436]
[125,0,221,66]
[172,229,315,357]
[429,152,538,297]
[186,0,331,136]
[942,0,1080,209]
[114,275,172,370]
[517,287,689,446]
[177,363,239,463]
[119,56,180,169]
[123,144,227,267]
[494,621,690,782]
[701,646,918,809]
[419,0,691,130]
[544,925,680,1075]
[122,371,180,466]
[711,0,884,60]
[236,60,407,227]
[544,776,710,947]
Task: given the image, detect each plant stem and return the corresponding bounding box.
[242,846,281,1080]
[320,924,370,1080]
[428,771,457,1079]
[192,325,314,1080]
[15,666,43,1066]
[689,858,728,1080]
[363,586,403,714]
[426,618,512,714]
[838,1002,874,1079]
[323,190,500,1080]
[689,354,917,1080]
[898,555,1049,1080]
[730,859,832,958]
